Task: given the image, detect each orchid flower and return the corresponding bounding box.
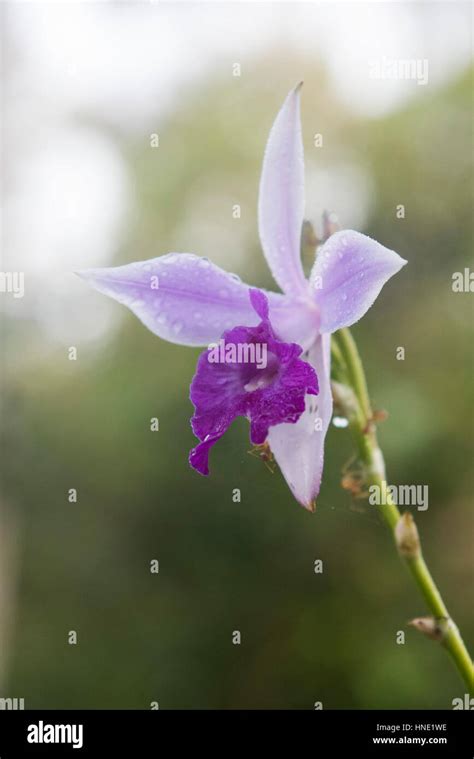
[79,84,406,510]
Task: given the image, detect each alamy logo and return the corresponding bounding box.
[0,271,25,298]
[27,721,83,749]
[0,697,24,709]
[369,481,429,511]
[452,694,474,710]
[369,57,429,85]
[207,339,267,369]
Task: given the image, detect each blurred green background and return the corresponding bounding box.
[2,14,473,709]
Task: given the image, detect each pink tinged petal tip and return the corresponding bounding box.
[310,230,407,334]
[268,334,332,511]
[258,83,308,298]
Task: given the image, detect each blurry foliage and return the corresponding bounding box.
[2,56,473,708]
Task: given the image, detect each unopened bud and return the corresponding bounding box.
[301,220,319,263]
[322,210,340,241]
[408,616,448,642]
[395,512,420,559]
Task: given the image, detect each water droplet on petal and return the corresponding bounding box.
[332,416,349,428]
[162,253,180,265]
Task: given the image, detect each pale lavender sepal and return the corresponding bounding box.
[310,230,407,334]
[267,333,332,510]
[78,253,319,348]
[258,83,307,297]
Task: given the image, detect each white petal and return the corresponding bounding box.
[268,334,333,510]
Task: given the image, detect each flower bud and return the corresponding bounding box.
[395,512,420,559]
[322,210,340,241]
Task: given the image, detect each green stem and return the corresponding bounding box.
[334,328,474,694]
[336,327,372,421]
